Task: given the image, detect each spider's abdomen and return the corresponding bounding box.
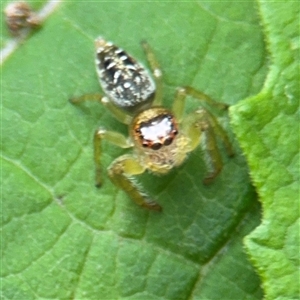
[95,37,155,113]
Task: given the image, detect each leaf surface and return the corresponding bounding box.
[1,1,269,299]
[230,1,299,299]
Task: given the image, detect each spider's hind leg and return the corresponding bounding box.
[141,41,163,106]
[70,94,132,125]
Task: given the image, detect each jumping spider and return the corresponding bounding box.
[71,37,233,211]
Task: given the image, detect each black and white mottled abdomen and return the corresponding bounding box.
[95,37,155,112]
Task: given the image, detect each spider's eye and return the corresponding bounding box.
[151,143,162,150]
[163,137,173,146]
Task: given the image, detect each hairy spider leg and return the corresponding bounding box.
[93,129,133,187]
[172,86,234,184]
[141,41,163,106]
[108,155,162,211]
[93,129,162,211]
[172,86,229,121]
[70,94,132,125]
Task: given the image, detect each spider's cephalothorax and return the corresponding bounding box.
[130,107,189,174]
[71,37,234,211]
[132,107,178,151]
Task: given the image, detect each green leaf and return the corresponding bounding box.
[230,1,299,300]
[2,1,268,299]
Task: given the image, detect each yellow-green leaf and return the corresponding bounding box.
[230,1,299,299]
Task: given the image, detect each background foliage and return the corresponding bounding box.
[230,1,299,299]
[1,0,298,299]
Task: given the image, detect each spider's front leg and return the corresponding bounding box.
[93,129,132,187]
[189,109,232,184]
[94,130,162,211]
[107,155,162,211]
[173,86,234,184]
